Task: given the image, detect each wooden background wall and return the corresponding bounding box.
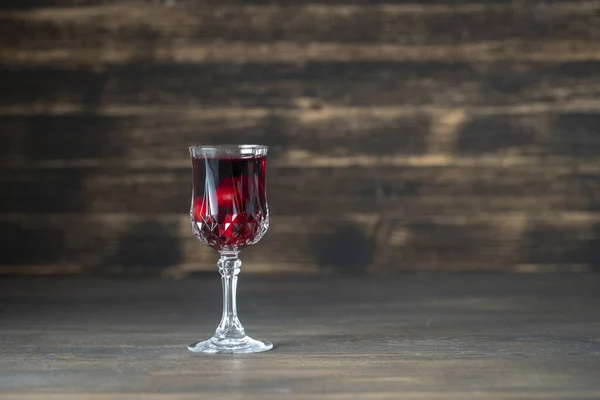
[1,0,600,276]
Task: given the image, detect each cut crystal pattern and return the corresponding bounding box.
[192,210,267,252]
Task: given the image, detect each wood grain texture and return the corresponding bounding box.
[4,41,600,67]
[1,211,598,275]
[2,62,600,108]
[0,163,597,215]
[1,1,599,275]
[3,110,600,164]
[0,275,599,399]
[2,3,598,48]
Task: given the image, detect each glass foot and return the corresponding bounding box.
[188,335,273,354]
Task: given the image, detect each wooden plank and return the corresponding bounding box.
[0,0,588,11]
[0,275,599,398]
[2,61,600,109]
[0,212,598,275]
[1,111,600,166]
[1,3,598,48]
[3,40,600,66]
[1,161,597,215]
[4,101,600,118]
[380,213,600,273]
[0,112,432,164]
[6,395,600,400]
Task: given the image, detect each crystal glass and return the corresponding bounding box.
[188,144,272,354]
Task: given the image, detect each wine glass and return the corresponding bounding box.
[187,144,272,354]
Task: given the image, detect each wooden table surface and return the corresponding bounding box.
[1,274,599,399]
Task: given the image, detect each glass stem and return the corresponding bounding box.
[215,254,245,339]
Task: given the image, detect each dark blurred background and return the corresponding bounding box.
[1,0,599,277]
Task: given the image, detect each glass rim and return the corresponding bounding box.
[189,144,268,152]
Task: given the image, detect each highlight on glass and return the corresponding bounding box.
[187,144,272,354]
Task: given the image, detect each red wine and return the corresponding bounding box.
[191,155,268,251]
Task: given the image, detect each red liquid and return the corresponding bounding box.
[191,155,268,251]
